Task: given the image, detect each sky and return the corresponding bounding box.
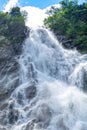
[0,0,86,11]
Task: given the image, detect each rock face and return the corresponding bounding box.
[0,36,14,61]
[8,108,19,124]
[0,127,7,130]
[22,103,52,130]
[0,27,29,74]
[25,84,37,100]
[0,26,38,128]
[55,33,86,53]
[0,36,20,102]
[83,69,87,91]
[55,34,75,49]
[0,36,20,126]
[0,28,29,125]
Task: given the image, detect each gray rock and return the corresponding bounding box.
[0,102,8,111]
[0,37,14,61]
[31,103,52,128]
[17,92,23,105]
[57,116,69,130]
[0,60,19,76]
[0,77,19,102]
[0,126,6,130]
[8,109,19,124]
[0,60,19,103]
[12,42,23,55]
[23,120,35,130]
[0,110,7,126]
[36,104,52,127]
[83,69,87,91]
[25,84,37,100]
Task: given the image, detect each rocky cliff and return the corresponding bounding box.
[0,9,30,129]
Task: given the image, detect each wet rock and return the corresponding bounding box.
[0,60,19,76]
[17,92,23,105]
[0,111,7,125]
[62,39,74,49]
[80,123,87,130]
[27,63,37,80]
[11,26,30,55]
[23,120,35,130]
[0,37,14,61]
[0,102,8,111]
[0,89,10,101]
[25,84,37,100]
[0,60,20,102]
[8,108,19,124]
[36,104,52,127]
[0,129,6,130]
[0,126,6,130]
[57,116,69,130]
[0,78,19,101]
[7,61,19,75]
[31,103,52,128]
[83,69,87,91]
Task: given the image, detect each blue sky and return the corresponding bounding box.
[0,0,86,11]
[20,0,86,8]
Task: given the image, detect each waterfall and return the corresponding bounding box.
[0,7,87,130]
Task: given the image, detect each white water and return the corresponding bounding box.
[2,28,86,130]
[1,6,87,130]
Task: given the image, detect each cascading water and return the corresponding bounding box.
[0,7,87,130]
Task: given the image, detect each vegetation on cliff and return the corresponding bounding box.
[0,7,27,44]
[44,0,87,53]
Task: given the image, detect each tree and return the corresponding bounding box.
[44,0,87,52]
[0,7,27,44]
[10,7,21,17]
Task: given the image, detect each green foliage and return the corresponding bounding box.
[10,7,21,17]
[44,0,87,52]
[0,39,6,44]
[0,7,27,44]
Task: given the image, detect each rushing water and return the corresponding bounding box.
[0,27,87,130]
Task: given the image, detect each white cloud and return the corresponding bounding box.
[4,0,19,12]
